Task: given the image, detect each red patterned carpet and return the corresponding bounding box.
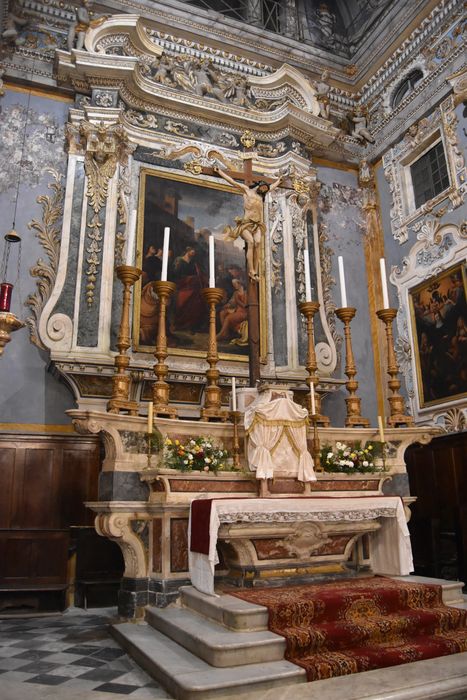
[230,577,467,680]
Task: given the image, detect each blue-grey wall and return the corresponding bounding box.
[317,165,378,427]
[0,89,75,425]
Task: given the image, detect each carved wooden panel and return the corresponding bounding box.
[0,433,101,592]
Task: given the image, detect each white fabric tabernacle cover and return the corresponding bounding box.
[189,496,413,597]
[244,389,316,482]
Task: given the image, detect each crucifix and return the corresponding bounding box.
[211,131,284,386]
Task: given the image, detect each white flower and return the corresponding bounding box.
[190,439,195,445]
[347,460,353,467]
[327,452,333,459]
[336,442,343,450]
[339,459,346,466]
[343,450,350,457]
[184,460,188,465]
[363,460,369,467]
[205,457,211,463]
[188,454,193,460]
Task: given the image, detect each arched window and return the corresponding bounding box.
[392,69,423,108]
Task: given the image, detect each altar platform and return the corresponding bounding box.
[111,576,467,700]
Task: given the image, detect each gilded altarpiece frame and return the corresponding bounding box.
[133,168,268,362]
[409,261,467,409]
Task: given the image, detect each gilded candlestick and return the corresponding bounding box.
[229,410,242,470]
[0,312,24,357]
[298,300,330,427]
[335,307,369,427]
[376,307,413,427]
[108,265,142,415]
[153,280,178,418]
[201,287,229,421]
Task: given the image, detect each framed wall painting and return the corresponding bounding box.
[409,261,467,408]
[133,167,268,362]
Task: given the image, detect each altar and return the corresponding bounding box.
[189,496,413,595]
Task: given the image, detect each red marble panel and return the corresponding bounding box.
[169,479,256,493]
[152,518,162,572]
[267,479,305,494]
[309,479,380,491]
[170,518,189,572]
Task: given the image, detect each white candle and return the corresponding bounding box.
[147,401,154,433]
[379,258,390,309]
[209,234,215,288]
[161,227,170,281]
[310,381,316,416]
[377,415,385,443]
[231,376,237,411]
[337,256,348,308]
[303,247,312,302]
[125,209,137,266]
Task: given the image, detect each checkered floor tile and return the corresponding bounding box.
[0,608,171,697]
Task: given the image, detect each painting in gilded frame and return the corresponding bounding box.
[133,168,267,361]
[409,261,467,408]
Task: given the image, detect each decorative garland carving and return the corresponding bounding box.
[85,213,103,307]
[66,120,135,306]
[268,197,284,295]
[318,221,341,365]
[115,163,130,266]
[25,169,64,349]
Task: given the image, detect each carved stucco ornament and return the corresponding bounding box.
[78,120,134,213]
[382,96,466,244]
[25,169,65,349]
[65,120,135,306]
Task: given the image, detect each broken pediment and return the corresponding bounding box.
[56,14,341,149]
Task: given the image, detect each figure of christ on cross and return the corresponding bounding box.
[212,166,284,282]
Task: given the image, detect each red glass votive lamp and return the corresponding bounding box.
[0,282,13,312]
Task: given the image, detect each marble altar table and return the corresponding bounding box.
[189,496,413,596]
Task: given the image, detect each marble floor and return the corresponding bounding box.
[1,598,466,700]
[0,607,172,699]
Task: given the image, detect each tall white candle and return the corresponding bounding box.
[377,415,385,443]
[125,209,137,266]
[337,256,348,308]
[147,401,154,433]
[379,258,390,309]
[161,227,170,281]
[231,376,237,411]
[209,234,215,288]
[303,247,312,302]
[310,381,316,416]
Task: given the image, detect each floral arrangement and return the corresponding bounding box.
[320,441,384,474]
[163,436,233,473]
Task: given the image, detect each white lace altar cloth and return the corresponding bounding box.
[244,389,316,482]
[189,496,413,596]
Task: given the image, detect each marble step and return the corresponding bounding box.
[180,585,269,631]
[390,575,466,605]
[111,621,306,700]
[145,604,285,667]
